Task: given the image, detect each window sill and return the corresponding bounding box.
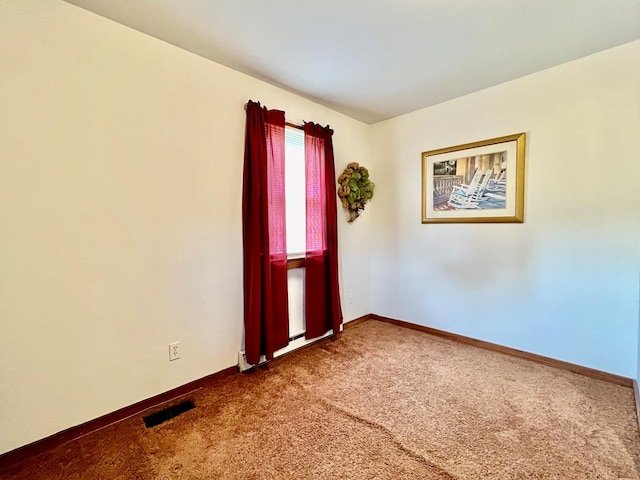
[287,256,305,270]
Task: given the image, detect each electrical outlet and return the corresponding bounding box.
[348,292,354,305]
[169,342,181,361]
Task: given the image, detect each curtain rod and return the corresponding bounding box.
[244,102,304,130]
[285,121,304,130]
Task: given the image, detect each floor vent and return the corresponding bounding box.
[143,400,195,428]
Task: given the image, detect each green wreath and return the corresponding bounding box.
[337,162,375,223]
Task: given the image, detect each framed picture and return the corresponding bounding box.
[421,133,526,224]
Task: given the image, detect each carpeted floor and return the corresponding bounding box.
[2,320,639,479]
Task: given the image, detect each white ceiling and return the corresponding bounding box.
[65,0,640,124]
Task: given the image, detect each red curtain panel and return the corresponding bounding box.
[242,101,290,365]
[304,122,343,338]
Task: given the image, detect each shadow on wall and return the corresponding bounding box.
[427,226,535,292]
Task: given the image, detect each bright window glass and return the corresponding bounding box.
[284,126,306,257]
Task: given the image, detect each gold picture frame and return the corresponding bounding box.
[421,133,526,224]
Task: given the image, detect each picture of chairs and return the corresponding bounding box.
[447,168,506,210]
[422,133,525,223]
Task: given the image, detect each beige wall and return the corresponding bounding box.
[370,40,640,378]
[0,0,371,454]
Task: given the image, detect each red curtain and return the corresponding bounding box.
[304,122,343,338]
[242,101,289,365]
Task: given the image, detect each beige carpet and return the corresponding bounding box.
[2,320,639,479]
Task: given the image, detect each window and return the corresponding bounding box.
[284,125,306,338]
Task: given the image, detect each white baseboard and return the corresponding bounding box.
[238,328,336,372]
